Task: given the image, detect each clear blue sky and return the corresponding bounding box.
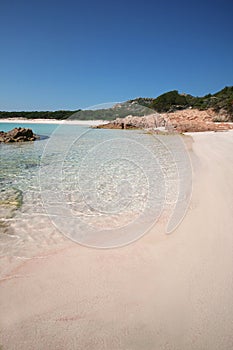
[0,0,232,111]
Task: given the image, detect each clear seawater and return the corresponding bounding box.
[0,122,192,276]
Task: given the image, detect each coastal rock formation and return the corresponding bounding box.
[0,127,38,143]
[162,109,233,132]
[96,109,233,133]
[96,114,166,130]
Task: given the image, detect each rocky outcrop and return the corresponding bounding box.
[96,114,166,130]
[0,127,38,143]
[162,109,233,132]
[96,109,233,133]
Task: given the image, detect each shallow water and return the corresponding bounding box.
[0,122,192,276]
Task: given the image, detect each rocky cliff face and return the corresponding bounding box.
[0,127,38,143]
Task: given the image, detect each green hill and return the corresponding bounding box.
[0,86,232,121]
[129,86,233,120]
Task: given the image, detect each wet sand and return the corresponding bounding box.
[0,131,233,350]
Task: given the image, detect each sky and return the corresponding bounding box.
[0,0,232,111]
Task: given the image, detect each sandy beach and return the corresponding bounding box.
[1,131,233,350]
[0,118,108,126]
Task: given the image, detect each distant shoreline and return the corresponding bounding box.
[0,118,109,126]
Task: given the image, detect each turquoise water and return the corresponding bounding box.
[0,122,58,135]
[0,122,192,275]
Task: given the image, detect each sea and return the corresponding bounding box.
[0,122,192,277]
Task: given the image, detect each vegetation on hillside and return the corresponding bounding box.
[129,86,233,120]
[0,105,152,121]
[150,90,188,112]
[0,110,79,120]
[69,103,152,120]
[0,86,232,121]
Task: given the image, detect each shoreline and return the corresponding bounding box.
[0,131,233,349]
[0,118,109,126]
[1,118,233,132]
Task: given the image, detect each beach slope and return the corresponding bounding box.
[0,131,233,350]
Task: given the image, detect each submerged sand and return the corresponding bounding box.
[0,131,233,349]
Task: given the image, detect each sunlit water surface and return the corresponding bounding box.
[0,122,191,277]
